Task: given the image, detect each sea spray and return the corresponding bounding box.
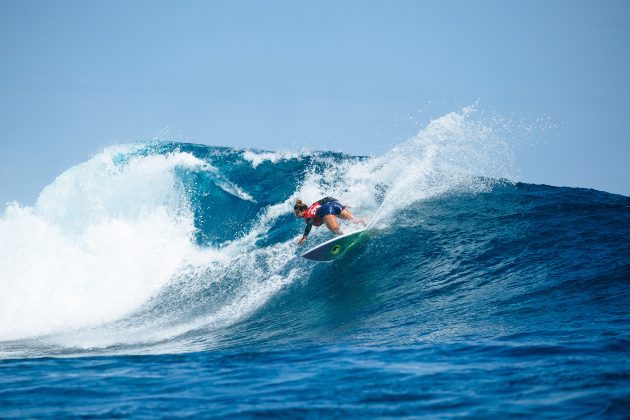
[1,105,518,349]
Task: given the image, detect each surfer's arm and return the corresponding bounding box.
[299,221,313,245]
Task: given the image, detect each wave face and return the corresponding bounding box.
[1,108,629,417]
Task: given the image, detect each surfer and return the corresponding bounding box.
[294,197,366,245]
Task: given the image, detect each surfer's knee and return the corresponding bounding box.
[340,208,353,220]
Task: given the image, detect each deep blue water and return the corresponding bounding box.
[1,139,629,417]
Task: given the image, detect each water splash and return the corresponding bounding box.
[0,105,518,352]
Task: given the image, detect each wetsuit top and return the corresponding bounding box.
[302,197,339,238]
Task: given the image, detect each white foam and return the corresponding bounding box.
[0,143,302,352]
[242,149,304,168]
[213,177,256,203]
[0,146,223,341]
[49,241,300,351]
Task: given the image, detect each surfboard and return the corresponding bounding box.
[301,228,367,262]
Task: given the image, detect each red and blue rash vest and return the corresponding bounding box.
[304,202,324,226]
[302,197,338,238]
[301,202,323,238]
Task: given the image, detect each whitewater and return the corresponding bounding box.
[1,106,629,417]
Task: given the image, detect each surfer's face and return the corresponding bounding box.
[294,209,304,218]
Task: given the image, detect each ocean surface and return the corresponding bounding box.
[1,109,629,417]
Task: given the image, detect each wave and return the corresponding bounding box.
[1,106,628,359]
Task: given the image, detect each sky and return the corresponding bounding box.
[1,0,629,204]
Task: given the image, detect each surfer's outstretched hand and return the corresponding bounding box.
[298,236,307,246]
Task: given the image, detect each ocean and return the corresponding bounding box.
[1,108,629,417]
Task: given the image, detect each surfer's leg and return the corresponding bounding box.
[339,207,354,220]
[324,215,343,235]
[340,208,367,226]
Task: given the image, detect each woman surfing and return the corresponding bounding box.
[294,197,366,245]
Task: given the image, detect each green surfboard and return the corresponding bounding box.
[301,228,367,262]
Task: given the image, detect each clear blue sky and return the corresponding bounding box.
[1,0,629,204]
